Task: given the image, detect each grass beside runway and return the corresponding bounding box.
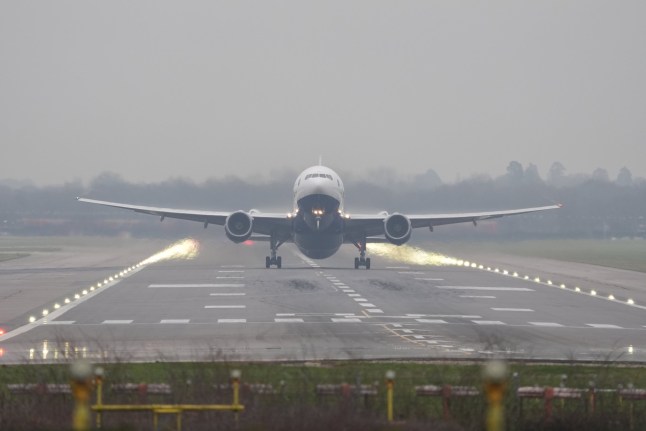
[431,239,646,273]
[2,360,646,430]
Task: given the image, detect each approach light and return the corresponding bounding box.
[54,303,60,309]
[590,290,597,296]
[608,295,615,300]
[42,309,49,316]
[65,298,70,304]
[575,287,581,292]
[628,299,635,305]
[29,316,36,323]
[74,294,80,299]
[82,290,88,295]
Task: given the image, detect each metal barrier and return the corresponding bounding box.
[415,384,480,420]
[92,370,244,431]
[517,386,586,419]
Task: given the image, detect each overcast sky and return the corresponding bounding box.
[1,1,645,185]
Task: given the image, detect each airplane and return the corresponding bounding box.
[78,164,560,269]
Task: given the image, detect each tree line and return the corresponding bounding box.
[0,162,644,239]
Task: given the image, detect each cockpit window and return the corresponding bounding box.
[305,173,334,180]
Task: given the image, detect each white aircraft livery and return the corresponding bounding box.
[78,165,560,269]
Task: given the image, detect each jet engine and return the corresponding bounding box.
[224,211,253,243]
[384,213,412,245]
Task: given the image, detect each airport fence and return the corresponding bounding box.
[2,361,646,430]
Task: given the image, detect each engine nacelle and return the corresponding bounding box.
[384,213,412,246]
[224,211,253,243]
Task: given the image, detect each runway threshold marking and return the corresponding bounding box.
[472,320,506,325]
[331,318,362,323]
[438,286,534,291]
[148,284,245,288]
[416,319,448,324]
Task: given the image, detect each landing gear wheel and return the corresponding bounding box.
[277,256,282,269]
[354,257,359,269]
[365,258,371,270]
[265,256,271,268]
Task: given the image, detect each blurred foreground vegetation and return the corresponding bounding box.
[2,360,646,430]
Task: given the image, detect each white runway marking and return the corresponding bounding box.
[491,308,534,312]
[438,286,534,291]
[46,321,74,325]
[360,303,377,307]
[160,319,190,324]
[413,335,426,339]
[218,270,245,273]
[367,309,383,313]
[148,284,245,288]
[354,298,367,302]
[401,329,413,333]
[461,295,496,299]
[348,294,361,297]
[102,320,133,324]
[416,319,448,324]
[205,305,246,309]
[331,318,362,323]
[276,313,295,316]
[414,278,445,281]
[217,276,244,279]
[472,320,506,325]
[210,293,246,296]
[586,323,623,329]
[406,314,481,319]
[275,318,304,323]
[529,322,563,327]
[218,319,246,323]
[345,290,356,293]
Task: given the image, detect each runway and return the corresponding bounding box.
[1,235,645,363]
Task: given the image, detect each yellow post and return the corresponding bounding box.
[231,369,241,425]
[70,360,93,431]
[94,367,104,429]
[385,370,395,422]
[483,360,508,431]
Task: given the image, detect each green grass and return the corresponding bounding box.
[436,239,646,273]
[2,360,646,430]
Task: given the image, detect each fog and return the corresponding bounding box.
[1,162,643,240]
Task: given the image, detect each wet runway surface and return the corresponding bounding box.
[1,236,645,363]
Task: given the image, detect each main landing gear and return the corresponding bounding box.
[353,240,371,269]
[265,235,284,269]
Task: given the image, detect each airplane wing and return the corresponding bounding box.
[76,197,292,236]
[345,204,561,238]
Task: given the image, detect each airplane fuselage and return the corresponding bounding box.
[292,165,346,259]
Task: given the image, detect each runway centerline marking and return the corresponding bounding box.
[204,305,246,309]
[217,276,244,279]
[348,294,361,297]
[218,319,246,323]
[160,319,190,324]
[367,309,384,313]
[331,318,362,323]
[414,278,445,281]
[360,303,377,307]
[149,284,245,288]
[472,320,506,325]
[354,298,367,302]
[210,293,246,296]
[102,320,133,324]
[416,319,449,324]
[438,286,534,291]
[491,308,534,312]
[461,295,496,299]
[46,321,75,325]
[275,318,304,323]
